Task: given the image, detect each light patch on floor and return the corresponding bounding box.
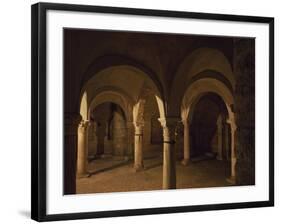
[76,154,233,194]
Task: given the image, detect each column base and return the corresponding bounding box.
[181,159,190,166]
[134,164,144,172]
[226,176,236,184]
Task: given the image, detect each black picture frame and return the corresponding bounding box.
[31,2,274,222]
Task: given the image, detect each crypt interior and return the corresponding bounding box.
[63,29,255,194]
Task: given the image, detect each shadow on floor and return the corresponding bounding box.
[88,160,131,177]
[144,162,162,170]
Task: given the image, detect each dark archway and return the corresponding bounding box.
[189,93,230,159]
[89,102,128,159]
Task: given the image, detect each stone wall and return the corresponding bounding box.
[88,98,162,159]
[112,108,127,156]
[234,38,255,185]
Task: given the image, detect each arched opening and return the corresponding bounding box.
[88,102,128,159]
[181,78,236,183]
[133,89,164,171]
[189,93,230,162]
[77,64,167,182]
[169,48,235,117]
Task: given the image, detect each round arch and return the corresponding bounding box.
[181,78,235,124]
[169,48,234,117]
[79,64,167,123]
[187,92,228,125]
[87,90,133,122]
[79,55,166,106]
[181,78,237,182]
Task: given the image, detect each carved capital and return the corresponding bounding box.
[227,113,237,133]
[133,121,145,128]
[158,117,180,142]
[227,120,237,133]
[158,117,179,128]
[78,120,90,134]
[133,121,144,135]
[79,120,90,128]
[181,119,189,127]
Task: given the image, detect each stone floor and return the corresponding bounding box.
[76,150,233,194]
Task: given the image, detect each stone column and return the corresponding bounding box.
[216,115,223,160]
[77,120,89,177]
[227,122,237,183]
[159,118,179,189]
[134,122,144,171]
[181,119,190,166]
[64,113,81,194]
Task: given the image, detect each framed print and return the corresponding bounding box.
[31,2,274,222]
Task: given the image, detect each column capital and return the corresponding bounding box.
[133,121,145,128]
[64,113,82,135]
[159,117,180,142]
[227,121,237,132]
[181,119,189,126]
[133,121,144,136]
[78,120,90,133]
[80,120,90,127]
[226,115,237,132]
[158,117,180,128]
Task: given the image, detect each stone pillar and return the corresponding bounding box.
[159,118,179,189]
[64,113,81,194]
[181,119,190,166]
[216,115,223,160]
[134,122,144,171]
[77,120,89,177]
[227,120,237,184]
